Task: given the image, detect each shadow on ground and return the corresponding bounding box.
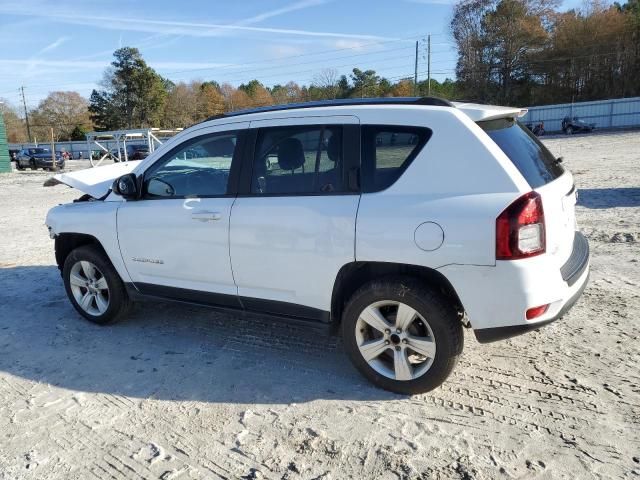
[0,266,395,404]
[577,187,640,209]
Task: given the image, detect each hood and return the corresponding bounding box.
[33,153,60,159]
[44,160,142,198]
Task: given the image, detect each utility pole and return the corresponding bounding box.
[50,128,57,172]
[427,34,432,96]
[414,40,419,96]
[20,86,32,142]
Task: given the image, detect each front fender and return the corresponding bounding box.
[46,202,131,282]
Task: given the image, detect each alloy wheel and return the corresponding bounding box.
[69,261,110,316]
[355,300,436,381]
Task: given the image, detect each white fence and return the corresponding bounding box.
[8,139,148,159]
[9,97,640,154]
[522,96,640,133]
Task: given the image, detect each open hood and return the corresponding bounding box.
[44,161,142,199]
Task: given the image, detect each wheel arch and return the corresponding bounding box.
[54,233,109,272]
[330,261,466,330]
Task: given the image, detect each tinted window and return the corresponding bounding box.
[251,126,343,194]
[144,131,238,198]
[28,148,48,154]
[480,118,564,188]
[361,126,431,192]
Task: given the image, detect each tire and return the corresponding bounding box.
[15,161,24,171]
[342,276,463,394]
[62,245,131,325]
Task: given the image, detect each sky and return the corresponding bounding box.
[0,0,583,110]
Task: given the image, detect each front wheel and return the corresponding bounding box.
[342,277,463,394]
[63,245,131,325]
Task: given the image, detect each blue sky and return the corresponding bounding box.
[0,0,582,109]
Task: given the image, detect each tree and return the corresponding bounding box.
[350,68,382,97]
[0,100,27,142]
[451,0,639,105]
[89,47,168,130]
[198,81,225,118]
[311,68,340,99]
[270,82,304,104]
[163,82,199,128]
[30,91,92,141]
[69,125,88,141]
[238,79,273,107]
[391,79,415,97]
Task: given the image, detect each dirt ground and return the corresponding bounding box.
[0,131,639,480]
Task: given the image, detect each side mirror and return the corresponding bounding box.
[555,156,564,164]
[113,173,138,199]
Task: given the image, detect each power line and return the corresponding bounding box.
[0,31,454,96]
[0,44,426,95]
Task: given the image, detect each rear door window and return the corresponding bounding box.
[480,118,563,188]
[361,125,432,193]
[251,125,344,195]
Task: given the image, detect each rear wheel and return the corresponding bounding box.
[63,245,131,325]
[342,277,463,394]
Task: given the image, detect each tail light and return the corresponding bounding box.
[496,191,545,260]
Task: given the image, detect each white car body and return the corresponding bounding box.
[46,98,589,344]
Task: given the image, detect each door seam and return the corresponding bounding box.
[228,196,244,309]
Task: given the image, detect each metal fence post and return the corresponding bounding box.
[609,101,615,128]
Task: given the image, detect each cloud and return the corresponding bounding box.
[151,61,236,71]
[0,59,235,72]
[0,2,392,41]
[331,39,370,51]
[37,36,69,55]
[264,44,306,59]
[238,0,329,25]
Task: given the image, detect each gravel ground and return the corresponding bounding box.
[0,131,639,479]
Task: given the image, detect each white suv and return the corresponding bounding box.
[45,97,590,394]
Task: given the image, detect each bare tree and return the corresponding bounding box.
[312,68,340,99]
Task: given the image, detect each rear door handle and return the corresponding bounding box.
[191,211,222,222]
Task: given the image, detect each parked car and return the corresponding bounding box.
[111,144,151,161]
[15,147,64,171]
[45,97,589,394]
[525,121,545,136]
[562,116,596,134]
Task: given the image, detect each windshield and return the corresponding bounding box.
[28,148,49,154]
[479,118,564,188]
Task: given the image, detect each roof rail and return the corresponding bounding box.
[206,96,453,121]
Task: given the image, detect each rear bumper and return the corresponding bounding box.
[439,231,590,340]
[474,269,589,343]
[35,159,64,167]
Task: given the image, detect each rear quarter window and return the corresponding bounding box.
[479,118,564,188]
[361,125,432,193]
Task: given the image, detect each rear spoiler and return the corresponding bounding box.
[453,102,527,122]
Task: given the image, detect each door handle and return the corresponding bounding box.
[191,211,222,222]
